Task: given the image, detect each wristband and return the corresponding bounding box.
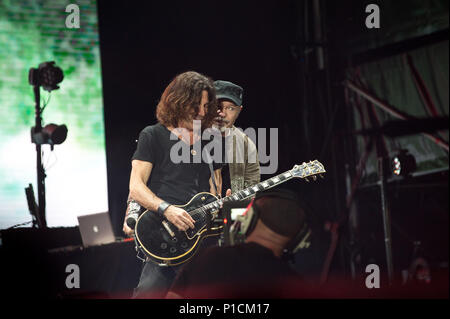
[157,201,171,217]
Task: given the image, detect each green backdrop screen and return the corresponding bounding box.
[0,0,108,229]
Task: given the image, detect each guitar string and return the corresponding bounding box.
[170,164,321,237]
[184,163,323,224]
[187,170,295,220]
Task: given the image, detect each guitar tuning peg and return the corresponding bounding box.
[319,174,324,179]
[304,178,309,182]
[312,176,317,181]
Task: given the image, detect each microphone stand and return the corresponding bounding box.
[377,155,394,286]
[348,131,395,286]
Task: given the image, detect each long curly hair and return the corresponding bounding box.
[156,71,217,129]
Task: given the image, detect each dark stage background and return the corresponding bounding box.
[0,0,447,298]
[99,0,338,283]
[99,0,448,283]
[98,0,320,232]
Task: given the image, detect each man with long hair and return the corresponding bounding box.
[124,71,222,298]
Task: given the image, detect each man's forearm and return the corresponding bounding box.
[129,181,166,212]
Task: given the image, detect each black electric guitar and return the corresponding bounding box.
[134,160,326,266]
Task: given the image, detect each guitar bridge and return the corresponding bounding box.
[162,220,175,237]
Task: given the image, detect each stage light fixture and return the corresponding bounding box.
[391,149,416,177]
[29,61,67,148]
[31,123,68,146]
[28,61,64,92]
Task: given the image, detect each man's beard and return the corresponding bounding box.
[213,117,229,132]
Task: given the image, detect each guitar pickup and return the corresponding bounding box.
[162,220,175,237]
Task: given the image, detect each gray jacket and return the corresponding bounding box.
[225,126,261,193]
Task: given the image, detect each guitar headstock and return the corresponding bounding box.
[291,160,326,181]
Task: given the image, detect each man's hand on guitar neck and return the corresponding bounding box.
[164,206,195,232]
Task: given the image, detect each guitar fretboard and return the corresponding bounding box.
[191,170,295,217]
[188,160,325,219]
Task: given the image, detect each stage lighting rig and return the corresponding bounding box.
[31,123,68,148]
[29,61,64,92]
[28,61,66,228]
[391,149,417,177]
[29,61,68,147]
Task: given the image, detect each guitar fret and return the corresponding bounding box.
[223,196,231,202]
[194,208,201,217]
[198,162,320,216]
[241,190,252,199]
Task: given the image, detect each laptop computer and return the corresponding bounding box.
[77,212,116,247]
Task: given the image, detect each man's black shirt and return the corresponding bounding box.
[132,123,221,205]
[221,163,231,197]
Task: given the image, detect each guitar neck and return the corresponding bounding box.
[226,171,294,202]
[196,160,325,216]
[201,170,295,215]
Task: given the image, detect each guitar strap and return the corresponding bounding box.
[204,149,219,197]
[208,161,219,197]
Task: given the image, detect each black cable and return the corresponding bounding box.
[6,221,33,229]
[40,91,52,113]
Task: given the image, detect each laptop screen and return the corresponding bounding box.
[77,212,115,247]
